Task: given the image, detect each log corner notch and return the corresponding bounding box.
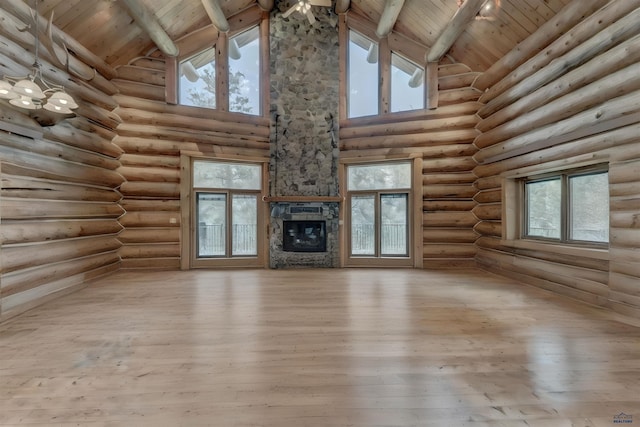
[118,0,179,57]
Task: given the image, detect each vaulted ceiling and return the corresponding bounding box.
[29,0,573,72]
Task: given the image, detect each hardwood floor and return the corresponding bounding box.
[1,268,639,426]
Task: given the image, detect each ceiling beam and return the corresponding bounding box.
[427,0,486,62]
[201,0,230,33]
[119,0,178,57]
[256,0,274,11]
[375,0,405,38]
[335,0,351,14]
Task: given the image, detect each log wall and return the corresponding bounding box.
[112,57,271,270]
[340,62,482,268]
[0,5,123,321]
[472,0,640,318]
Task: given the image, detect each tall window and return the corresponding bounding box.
[348,30,379,118]
[178,25,261,115]
[391,52,425,112]
[192,160,263,264]
[346,162,412,264]
[523,166,609,244]
[179,47,216,109]
[229,26,260,115]
[345,20,428,119]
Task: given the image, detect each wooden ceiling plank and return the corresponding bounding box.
[498,2,542,36]
[520,0,556,18]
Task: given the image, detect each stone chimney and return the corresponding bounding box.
[268,3,340,268]
[269,3,339,197]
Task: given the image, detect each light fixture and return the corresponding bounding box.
[0,0,78,114]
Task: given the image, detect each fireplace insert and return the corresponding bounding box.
[283,220,326,252]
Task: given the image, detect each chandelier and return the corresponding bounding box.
[0,0,78,114]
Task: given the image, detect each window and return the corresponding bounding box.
[523,167,609,244]
[178,25,261,115]
[391,53,425,112]
[344,23,427,119]
[348,30,379,118]
[179,47,216,109]
[191,159,264,266]
[346,161,413,264]
[229,26,260,115]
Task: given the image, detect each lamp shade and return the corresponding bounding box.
[12,79,46,99]
[43,101,74,114]
[47,91,79,109]
[9,95,39,110]
[0,80,19,99]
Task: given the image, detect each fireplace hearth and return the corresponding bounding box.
[283,220,326,252]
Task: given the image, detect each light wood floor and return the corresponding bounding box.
[1,268,640,426]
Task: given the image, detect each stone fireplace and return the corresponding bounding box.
[269,202,339,268]
[268,3,340,268]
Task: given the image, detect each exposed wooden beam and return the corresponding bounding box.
[335,0,351,14]
[427,0,485,62]
[119,0,178,57]
[256,0,274,11]
[376,0,405,38]
[201,0,230,33]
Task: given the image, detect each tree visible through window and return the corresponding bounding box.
[178,26,260,115]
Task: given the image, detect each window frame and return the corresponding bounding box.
[180,153,269,270]
[516,164,610,248]
[390,51,426,113]
[166,6,268,117]
[341,158,423,268]
[339,15,429,120]
[346,29,380,118]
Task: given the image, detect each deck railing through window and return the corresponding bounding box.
[351,223,407,255]
[198,224,257,256]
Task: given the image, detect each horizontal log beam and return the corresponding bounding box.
[479,7,640,118]
[1,219,123,245]
[1,176,121,203]
[477,35,640,133]
[1,198,124,220]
